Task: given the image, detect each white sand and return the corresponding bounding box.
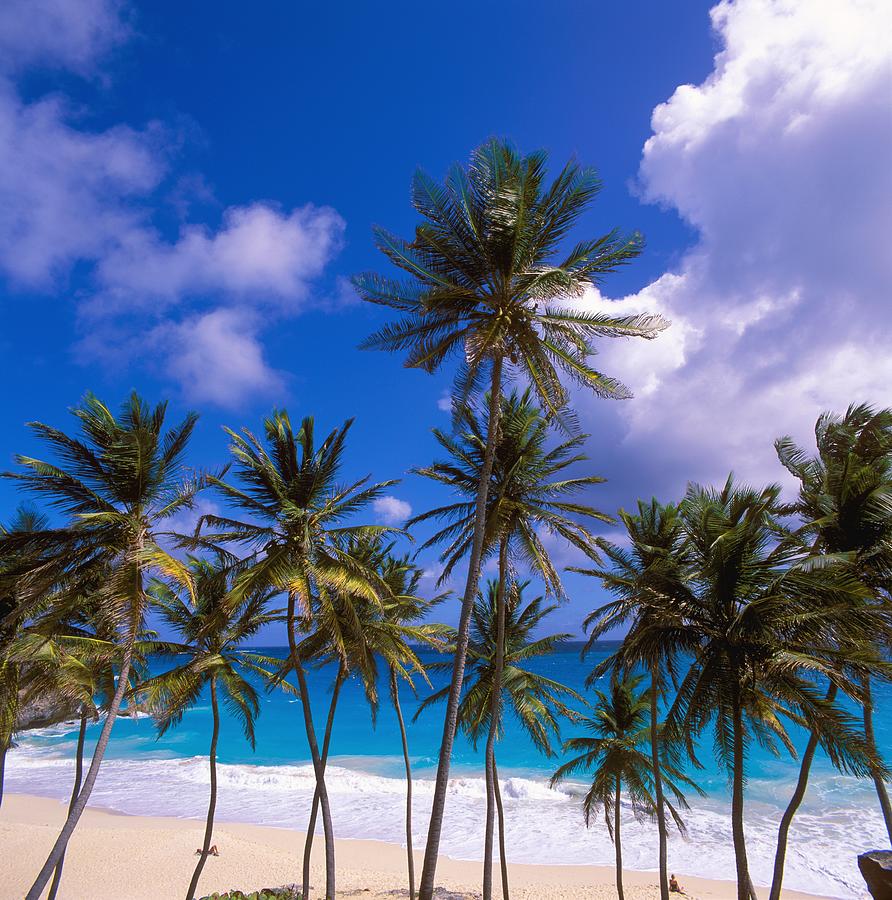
[0,793,832,900]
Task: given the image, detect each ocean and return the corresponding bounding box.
[6,643,889,898]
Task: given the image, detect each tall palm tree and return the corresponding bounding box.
[296,538,449,900]
[201,412,396,900]
[411,388,609,899]
[573,499,689,900]
[140,555,281,900]
[416,579,580,899]
[0,393,203,900]
[774,403,892,869]
[551,673,694,900]
[355,139,666,899]
[668,476,885,900]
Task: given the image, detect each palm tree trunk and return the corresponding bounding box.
[26,635,136,900]
[419,354,504,900]
[650,663,669,900]
[391,667,416,900]
[47,710,88,900]
[184,678,221,900]
[483,536,509,900]
[768,682,837,900]
[731,702,754,900]
[287,593,336,900]
[862,674,892,843]
[493,757,509,900]
[302,663,346,900]
[614,776,624,900]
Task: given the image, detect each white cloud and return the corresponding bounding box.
[156,309,286,409]
[0,86,162,288]
[94,203,345,312]
[0,0,346,405]
[437,391,453,412]
[373,496,413,526]
[0,0,128,74]
[575,0,892,505]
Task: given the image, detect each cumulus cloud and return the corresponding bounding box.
[0,0,128,74]
[0,0,345,404]
[156,309,287,408]
[373,496,413,526]
[574,0,892,508]
[0,87,163,288]
[94,203,345,312]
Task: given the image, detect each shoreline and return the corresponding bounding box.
[0,793,838,900]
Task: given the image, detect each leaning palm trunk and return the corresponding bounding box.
[492,757,509,900]
[25,628,136,900]
[650,664,669,900]
[419,356,504,900]
[47,710,89,900]
[768,682,838,900]
[862,675,892,842]
[185,678,221,900]
[286,594,336,900]
[730,703,756,900]
[302,664,346,900]
[26,633,136,900]
[391,667,416,900]
[614,776,624,900]
[483,537,509,900]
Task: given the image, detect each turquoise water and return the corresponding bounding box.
[8,643,890,897]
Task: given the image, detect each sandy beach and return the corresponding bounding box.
[0,793,835,900]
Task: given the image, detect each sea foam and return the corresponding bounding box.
[5,744,883,899]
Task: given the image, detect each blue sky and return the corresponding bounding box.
[1,0,889,640]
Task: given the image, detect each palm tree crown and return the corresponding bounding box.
[552,673,692,834]
[411,388,611,591]
[203,412,396,618]
[142,556,280,745]
[417,579,578,755]
[669,476,880,775]
[355,138,666,415]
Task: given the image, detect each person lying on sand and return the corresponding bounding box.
[195,845,219,856]
[670,874,684,894]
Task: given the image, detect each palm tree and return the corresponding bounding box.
[140,555,281,900]
[355,138,667,899]
[668,475,885,900]
[416,579,580,899]
[379,549,450,900]
[573,499,689,900]
[551,673,694,900]
[0,393,203,900]
[11,598,149,900]
[769,404,892,898]
[0,504,50,810]
[296,538,449,900]
[201,412,396,899]
[411,388,609,899]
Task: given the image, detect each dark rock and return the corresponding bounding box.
[859,850,892,900]
[14,689,81,731]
